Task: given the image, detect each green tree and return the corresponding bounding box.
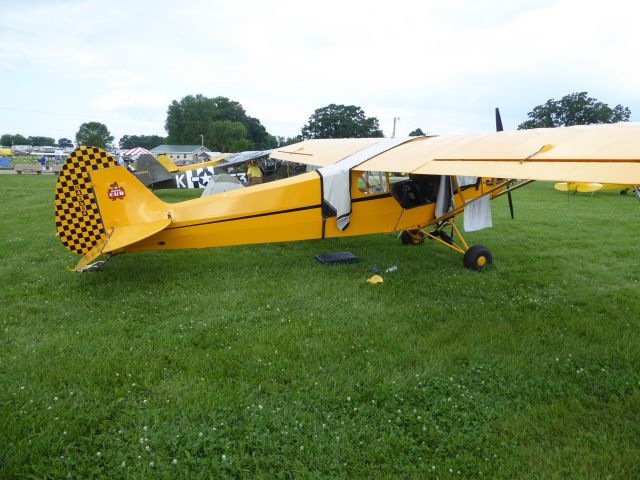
[14,134,28,145]
[119,134,166,150]
[408,128,426,136]
[262,133,278,149]
[164,94,273,149]
[301,104,384,139]
[1,134,28,145]
[275,135,303,147]
[75,122,114,149]
[27,136,55,147]
[57,138,74,148]
[518,92,631,129]
[210,120,252,152]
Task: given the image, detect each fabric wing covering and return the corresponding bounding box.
[354,123,640,184]
[216,150,274,169]
[271,138,386,168]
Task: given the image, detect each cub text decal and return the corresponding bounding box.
[108,182,126,200]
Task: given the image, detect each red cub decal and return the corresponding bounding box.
[108,182,126,200]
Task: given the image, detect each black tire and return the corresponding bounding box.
[463,245,492,271]
[399,230,424,246]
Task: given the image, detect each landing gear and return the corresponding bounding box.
[463,245,492,271]
[399,230,425,245]
[400,219,493,271]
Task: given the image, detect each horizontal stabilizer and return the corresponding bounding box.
[103,219,171,253]
[72,219,171,271]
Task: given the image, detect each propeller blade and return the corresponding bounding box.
[495,107,504,132]
[495,108,513,218]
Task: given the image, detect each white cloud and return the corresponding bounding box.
[1,0,639,141]
[92,90,172,111]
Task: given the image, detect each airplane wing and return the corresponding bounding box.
[270,138,392,167]
[354,123,640,184]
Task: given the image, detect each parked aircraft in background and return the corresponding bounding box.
[554,181,638,197]
[135,150,308,190]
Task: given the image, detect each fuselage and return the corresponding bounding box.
[120,170,506,253]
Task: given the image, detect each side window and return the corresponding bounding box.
[357,171,388,195]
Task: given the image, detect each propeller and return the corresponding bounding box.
[495,107,514,219]
[495,107,504,132]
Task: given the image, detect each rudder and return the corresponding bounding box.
[54,146,117,255]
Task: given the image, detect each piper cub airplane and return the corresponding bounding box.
[54,123,640,272]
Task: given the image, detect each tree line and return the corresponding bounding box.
[0,134,74,148]
[2,92,631,151]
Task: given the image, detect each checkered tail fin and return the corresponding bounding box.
[54,146,119,255]
[54,146,170,263]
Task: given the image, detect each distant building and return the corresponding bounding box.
[150,145,210,164]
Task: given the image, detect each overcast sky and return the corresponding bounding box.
[1,0,639,144]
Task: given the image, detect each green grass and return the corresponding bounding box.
[1,175,639,478]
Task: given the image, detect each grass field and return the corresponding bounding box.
[1,175,639,478]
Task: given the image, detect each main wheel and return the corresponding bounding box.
[399,230,424,245]
[463,245,492,271]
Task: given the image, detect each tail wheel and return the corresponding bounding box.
[399,230,425,246]
[463,245,492,271]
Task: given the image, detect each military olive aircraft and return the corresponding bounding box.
[135,152,231,189]
[54,123,640,272]
[135,150,301,189]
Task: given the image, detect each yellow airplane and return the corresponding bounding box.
[553,181,637,195]
[54,123,640,272]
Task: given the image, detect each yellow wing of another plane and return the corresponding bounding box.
[175,153,232,172]
[156,153,231,173]
[554,182,632,193]
[156,154,179,172]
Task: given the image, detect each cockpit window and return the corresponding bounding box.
[357,171,388,194]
